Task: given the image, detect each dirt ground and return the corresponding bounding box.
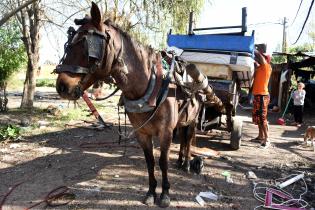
[1,88,315,210]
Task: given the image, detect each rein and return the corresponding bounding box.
[82,92,110,127]
[92,86,120,101]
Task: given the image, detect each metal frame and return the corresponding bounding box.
[188,7,247,36]
[186,8,248,149]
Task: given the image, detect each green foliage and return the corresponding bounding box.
[158,0,205,34]
[288,44,315,63]
[0,124,21,141]
[0,21,26,84]
[271,43,315,64]
[36,79,56,87]
[271,55,286,64]
[102,0,205,47]
[288,43,314,54]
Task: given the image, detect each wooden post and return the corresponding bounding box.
[188,11,194,35]
[282,17,287,53]
[241,7,247,34]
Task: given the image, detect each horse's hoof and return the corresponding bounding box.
[159,193,170,208]
[182,161,190,172]
[190,156,204,174]
[143,192,156,206]
[176,160,183,169]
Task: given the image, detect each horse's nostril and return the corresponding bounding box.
[57,82,68,94]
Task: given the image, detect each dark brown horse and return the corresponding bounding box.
[55,2,201,207]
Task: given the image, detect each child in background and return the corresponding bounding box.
[292,82,306,127]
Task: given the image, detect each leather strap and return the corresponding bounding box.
[55,64,90,74]
[148,53,163,107]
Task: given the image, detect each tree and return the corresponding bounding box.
[0,21,26,111]
[16,0,43,108]
[42,0,206,49]
[289,43,314,53]
[98,0,206,47]
[0,0,43,108]
[0,0,206,108]
[0,0,38,27]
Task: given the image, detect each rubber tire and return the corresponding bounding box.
[230,77,239,117]
[230,117,242,150]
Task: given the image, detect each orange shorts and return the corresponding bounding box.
[252,95,270,125]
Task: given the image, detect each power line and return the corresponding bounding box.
[290,0,304,26]
[248,22,282,27]
[292,0,314,45]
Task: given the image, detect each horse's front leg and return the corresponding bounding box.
[159,129,172,208]
[137,133,157,206]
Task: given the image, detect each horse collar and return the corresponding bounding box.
[123,54,167,113]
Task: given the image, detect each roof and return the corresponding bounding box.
[272,51,315,58]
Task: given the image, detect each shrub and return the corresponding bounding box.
[0,124,21,141]
[36,79,56,87]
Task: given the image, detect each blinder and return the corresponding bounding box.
[86,30,106,62]
[55,27,109,75]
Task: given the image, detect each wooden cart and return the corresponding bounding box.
[168,8,254,150]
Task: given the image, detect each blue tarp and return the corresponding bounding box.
[167,34,255,54]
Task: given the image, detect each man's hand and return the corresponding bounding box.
[254,49,265,66]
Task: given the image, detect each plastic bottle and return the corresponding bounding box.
[278,173,304,189]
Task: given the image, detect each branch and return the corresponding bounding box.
[0,0,38,26]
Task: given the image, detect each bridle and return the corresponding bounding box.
[55,26,109,75]
[54,23,122,97]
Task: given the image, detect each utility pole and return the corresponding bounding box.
[282,17,288,53]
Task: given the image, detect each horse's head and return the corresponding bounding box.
[55,2,113,100]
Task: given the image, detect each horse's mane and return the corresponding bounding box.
[74,17,154,57]
[104,19,155,58]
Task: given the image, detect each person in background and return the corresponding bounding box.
[251,44,272,149]
[291,82,306,127]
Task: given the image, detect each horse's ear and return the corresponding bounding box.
[90,2,101,27]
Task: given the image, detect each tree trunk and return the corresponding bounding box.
[18,1,41,108]
[0,82,8,112]
[21,59,37,108]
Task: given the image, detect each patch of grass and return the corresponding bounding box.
[6,71,24,91]
[6,65,58,91]
[50,107,91,127]
[5,107,45,116]
[36,79,56,87]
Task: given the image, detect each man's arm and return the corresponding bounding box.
[254,50,266,66]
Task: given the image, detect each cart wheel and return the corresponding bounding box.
[230,75,239,116]
[230,117,242,150]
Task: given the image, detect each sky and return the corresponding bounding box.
[39,0,315,64]
[198,0,315,54]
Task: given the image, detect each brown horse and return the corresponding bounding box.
[55,2,201,207]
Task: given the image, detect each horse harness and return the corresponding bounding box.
[55,26,108,74]
[54,24,124,96]
[54,21,200,128]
